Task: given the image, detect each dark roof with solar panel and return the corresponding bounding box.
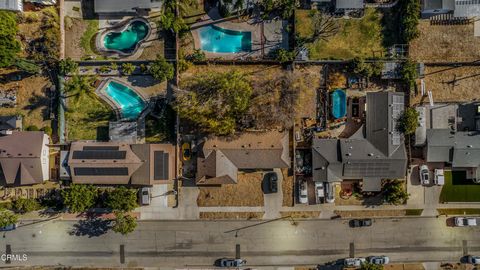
[72,150,127,160]
[154,151,169,180]
[73,167,129,176]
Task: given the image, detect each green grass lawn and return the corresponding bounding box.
[80,20,99,58]
[438,208,480,215]
[439,171,480,202]
[182,0,206,25]
[66,94,114,141]
[295,8,386,60]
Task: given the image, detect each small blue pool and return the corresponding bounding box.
[104,81,146,120]
[331,89,347,119]
[199,25,252,53]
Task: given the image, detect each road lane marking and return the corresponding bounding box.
[120,245,125,264]
[5,244,11,264]
[236,244,240,259]
[349,242,354,258]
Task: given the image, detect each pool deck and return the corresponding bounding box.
[95,78,150,120]
[190,8,288,59]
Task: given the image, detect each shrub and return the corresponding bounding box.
[61,184,98,213]
[383,179,409,205]
[401,60,418,90]
[12,198,41,214]
[98,65,111,74]
[398,107,419,135]
[185,49,206,62]
[42,126,53,136]
[110,62,118,70]
[112,211,137,235]
[58,58,78,75]
[105,187,138,212]
[149,55,174,82]
[0,211,18,228]
[400,0,420,43]
[177,59,192,73]
[271,48,295,63]
[26,125,39,131]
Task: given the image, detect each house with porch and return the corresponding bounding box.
[312,91,407,192]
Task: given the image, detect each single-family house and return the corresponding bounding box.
[196,131,290,185]
[0,131,50,186]
[94,0,162,14]
[312,91,407,191]
[64,141,175,185]
[0,0,23,12]
[421,0,480,18]
[0,115,22,133]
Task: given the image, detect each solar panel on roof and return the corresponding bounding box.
[83,146,120,151]
[74,167,129,176]
[154,151,169,180]
[72,150,126,160]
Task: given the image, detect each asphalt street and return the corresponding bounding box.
[0,217,478,268]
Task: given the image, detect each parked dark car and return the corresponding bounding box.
[0,223,16,231]
[262,172,278,194]
[214,258,246,267]
[349,218,372,228]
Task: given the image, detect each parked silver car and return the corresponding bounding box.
[139,187,151,205]
[299,180,308,204]
[419,165,429,185]
[368,256,390,265]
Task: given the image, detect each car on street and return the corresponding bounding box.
[467,255,480,264]
[214,258,246,267]
[263,172,278,194]
[368,256,390,265]
[349,218,373,228]
[182,142,191,161]
[299,180,308,204]
[344,257,366,267]
[455,217,477,227]
[434,169,445,185]
[419,165,429,185]
[139,187,151,205]
[0,223,16,231]
[315,182,324,204]
[325,182,335,203]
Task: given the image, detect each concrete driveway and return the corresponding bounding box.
[263,168,284,219]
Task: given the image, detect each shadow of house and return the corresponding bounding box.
[312,91,407,195]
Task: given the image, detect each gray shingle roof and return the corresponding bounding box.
[94,0,162,13]
[335,0,364,9]
[426,129,480,168]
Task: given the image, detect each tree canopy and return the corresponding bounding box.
[398,107,419,135]
[112,212,137,235]
[62,184,98,213]
[13,198,42,214]
[64,75,98,103]
[383,179,409,205]
[401,60,418,90]
[175,71,253,135]
[0,11,21,68]
[59,58,78,75]
[349,57,383,78]
[400,0,420,43]
[149,55,174,82]
[0,211,18,228]
[105,187,138,212]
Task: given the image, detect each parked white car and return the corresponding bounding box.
[419,165,430,185]
[467,255,480,264]
[368,256,390,265]
[434,169,445,185]
[344,257,366,267]
[139,187,151,205]
[299,180,308,204]
[315,182,324,204]
[455,217,477,227]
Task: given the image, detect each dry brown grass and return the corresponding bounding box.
[293,65,322,120]
[410,21,480,62]
[385,264,424,270]
[334,210,410,218]
[199,212,264,220]
[411,66,480,105]
[282,168,294,207]
[65,17,88,60]
[197,172,264,207]
[280,211,321,219]
[0,74,52,129]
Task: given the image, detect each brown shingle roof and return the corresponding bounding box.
[196,131,290,185]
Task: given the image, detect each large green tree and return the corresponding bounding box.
[112,212,137,235]
[398,107,419,135]
[58,58,78,75]
[64,75,98,103]
[0,11,21,68]
[0,211,18,228]
[62,184,98,213]
[149,55,174,82]
[400,0,420,43]
[105,187,138,212]
[175,71,253,135]
[383,180,409,205]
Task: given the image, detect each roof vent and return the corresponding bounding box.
[368,153,374,156]
[467,145,473,148]
[346,153,352,156]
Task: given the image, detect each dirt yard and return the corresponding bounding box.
[280,211,321,219]
[282,168,294,207]
[410,20,480,62]
[334,210,412,218]
[0,72,53,129]
[199,212,264,220]
[197,172,265,207]
[411,66,480,105]
[64,17,88,60]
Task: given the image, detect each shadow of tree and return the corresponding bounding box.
[127,75,158,88]
[23,93,50,121]
[69,218,112,238]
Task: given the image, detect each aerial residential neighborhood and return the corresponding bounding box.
[0,0,480,269]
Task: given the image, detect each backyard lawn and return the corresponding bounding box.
[65,94,114,141]
[295,8,385,59]
[439,171,480,202]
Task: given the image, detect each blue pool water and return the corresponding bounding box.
[104,20,149,53]
[104,81,146,119]
[199,25,252,53]
[331,89,347,119]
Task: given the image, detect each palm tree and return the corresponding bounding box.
[64,75,98,104]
